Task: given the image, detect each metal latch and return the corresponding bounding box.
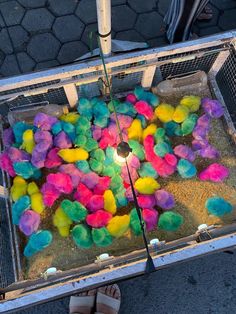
[196,224,215,242]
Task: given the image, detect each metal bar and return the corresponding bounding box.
[96,0,111,57]
[0,32,234,93]
[1,232,236,313]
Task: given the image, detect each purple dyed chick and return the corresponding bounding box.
[54,131,72,149]
[19,210,40,236]
[192,126,208,141]
[92,125,102,141]
[34,112,57,131]
[3,128,14,147]
[199,144,220,159]
[31,149,48,168]
[192,139,209,151]
[155,189,175,210]
[8,147,31,162]
[81,171,99,189]
[174,145,195,162]
[197,114,211,130]
[202,98,224,118]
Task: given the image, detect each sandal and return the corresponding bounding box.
[69,289,97,314]
[96,284,121,314]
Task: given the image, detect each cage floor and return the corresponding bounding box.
[18,88,236,280]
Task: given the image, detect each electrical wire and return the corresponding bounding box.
[97,36,155,273]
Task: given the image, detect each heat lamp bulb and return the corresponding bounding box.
[114,142,132,164]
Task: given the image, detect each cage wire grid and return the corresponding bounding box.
[216,51,236,127]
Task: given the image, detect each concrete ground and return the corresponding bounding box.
[0,0,234,76]
[1,0,236,313]
[19,249,236,314]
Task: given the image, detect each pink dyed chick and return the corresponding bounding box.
[137,195,156,208]
[142,208,158,231]
[134,100,154,120]
[129,155,141,169]
[125,185,138,201]
[59,164,83,188]
[44,148,63,168]
[143,135,156,161]
[34,112,57,130]
[198,163,229,182]
[81,172,99,189]
[0,152,16,177]
[74,183,93,206]
[47,173,73,194]
[99,128,116,149]
[19,210,40,236]
[93,176,111,194]
[155,189,175,210]
[110,113,133,129]
[86,210,112,228]
[87,195,104,212]
[126,93,137,104]
[41,183,61,207]
[121,165,139,184]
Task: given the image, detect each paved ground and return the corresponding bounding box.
[0,0,234,76]
[19,249,236,314]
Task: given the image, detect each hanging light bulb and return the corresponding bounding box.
[114,141,132,164]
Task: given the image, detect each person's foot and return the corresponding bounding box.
[96,285,121,314]
[69,289,97,314]
[197,5,213,20]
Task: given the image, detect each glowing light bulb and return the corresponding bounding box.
[114,142,132,164]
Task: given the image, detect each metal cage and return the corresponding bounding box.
[1,31,236,313]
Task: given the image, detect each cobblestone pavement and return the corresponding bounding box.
[0,0,234,77]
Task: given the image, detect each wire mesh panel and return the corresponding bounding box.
[0,198,15,288]
[6,87,68,111]
[112,71,143,93]
[157,52,220,82]
[216,51,236,126]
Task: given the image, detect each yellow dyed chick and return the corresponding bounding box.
[31,192,45,214]
[60,112,80,124]
[27,182,39,195]
[127,119,143,142]
[10,176,27,201]
[172,105,189,123]
[142,123,157,141]
[107,215,130,238]
[155,103,175,123]
[104,190,117,215]
[53,207,72,237]
[58,148,89,163]
[21,129,35,154]
[134,177,160,194]
[180,95,201,112]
